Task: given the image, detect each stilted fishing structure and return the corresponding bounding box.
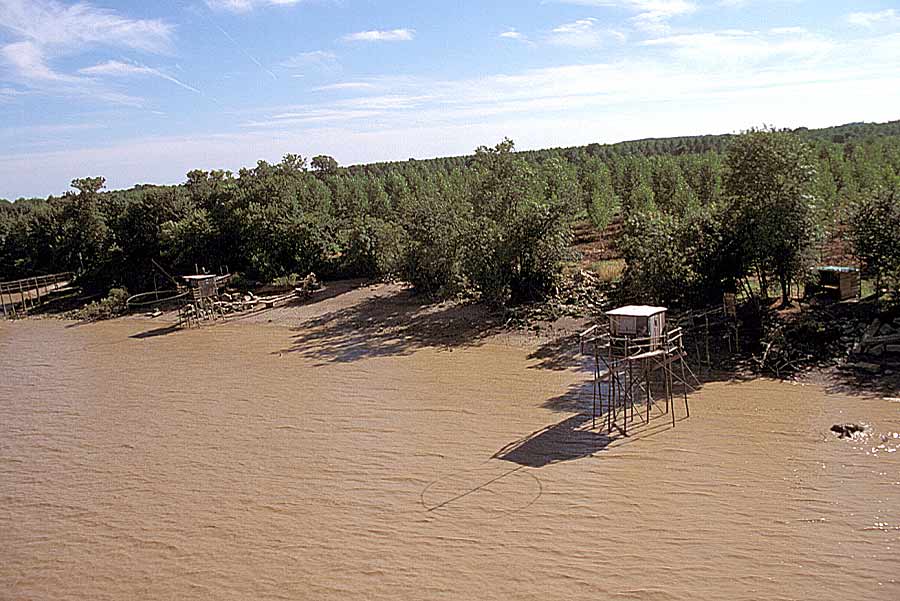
[179,273,232,327]
[580,305,698,435]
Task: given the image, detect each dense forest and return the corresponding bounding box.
[2,120,900,309]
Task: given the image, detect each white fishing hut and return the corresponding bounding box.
[606,305,668,349]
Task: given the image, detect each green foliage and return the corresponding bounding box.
[621,211,695,304]
[464,140,577,304]
[311,155,339,176]
[723,128,821,304]
[580,159,618,229]
[74,287,129,321]
[850,186,900,294]
[4,120,900,313]
[400,181,467,296]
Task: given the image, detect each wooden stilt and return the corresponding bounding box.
[646,362,651,423]
[704,315,710,366]
[34,277,42,308]
[592,349,598,430]
[665,357,674,426]
[18,280,27,313]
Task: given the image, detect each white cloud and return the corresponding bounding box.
[0,0,175,104]
[769,26,806,35]
[312,82,378,92]
[79,60,202,95]
[0,86,26,101]
[548,18,605,47]
[205,0,303,12]
[231,24,899,140]
[555,1,696,33]
[847,9,900,28]
[500,28,527,41]
[642,29,833,65]
[1,41,72,81]
[0,0,173,54]
[342,29,415,43]
[280,50,339,71]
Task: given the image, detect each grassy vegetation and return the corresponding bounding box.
[589,259,626,283]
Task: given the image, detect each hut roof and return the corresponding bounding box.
[606,305,668,318]
[182,274,217,282]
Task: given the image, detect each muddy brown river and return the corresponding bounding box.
[2,318,899,600]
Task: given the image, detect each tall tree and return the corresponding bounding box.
[724,129,820,306]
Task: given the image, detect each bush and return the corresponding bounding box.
[75,287,130,321]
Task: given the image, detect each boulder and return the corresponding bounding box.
[831,423,864,439]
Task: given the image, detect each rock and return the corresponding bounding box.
[858,361,882,374]
[831,423,865,439]
[841,361,881,375]
[863,319,882,340]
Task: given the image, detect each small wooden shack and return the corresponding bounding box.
[811,266,860,301]
[183,274,219,300]
[606,305,668,349]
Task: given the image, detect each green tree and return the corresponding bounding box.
[464,139,576,304]
[850,185,900,295]
[724,129,820,306]
[311,155,339,176]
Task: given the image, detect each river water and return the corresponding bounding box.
[1,318,898,600]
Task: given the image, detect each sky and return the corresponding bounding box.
[1,0,899,199]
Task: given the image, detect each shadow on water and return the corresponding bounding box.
[130,324,181,339]
[821,368,900,398]
[494,413,613,468]
[526,331,584,372]
[277,286,504,363]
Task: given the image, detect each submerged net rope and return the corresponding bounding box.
[126,290,190,309]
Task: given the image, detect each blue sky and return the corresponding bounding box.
[1,0,899,199]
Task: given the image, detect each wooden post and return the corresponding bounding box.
[625,341,632,436]
[646,361,651,423]
[666,358,674,426]
[609,343,615,431]
[1,283,7,319]
[34,277,42,306]
[704,314,711,366]
[592,348,597,430]
[18,280,27,313]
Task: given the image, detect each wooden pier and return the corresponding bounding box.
[0,273,73,319]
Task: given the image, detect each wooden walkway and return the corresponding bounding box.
[0,273,73,319]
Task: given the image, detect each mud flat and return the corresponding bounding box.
[1,303,899,600]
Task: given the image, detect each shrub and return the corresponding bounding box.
[75,287,130,321]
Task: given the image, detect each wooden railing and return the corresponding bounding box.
[0,272,73,318]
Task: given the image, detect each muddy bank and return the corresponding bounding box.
[1,312,899,600]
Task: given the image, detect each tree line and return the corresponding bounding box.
[2,121,899,308]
